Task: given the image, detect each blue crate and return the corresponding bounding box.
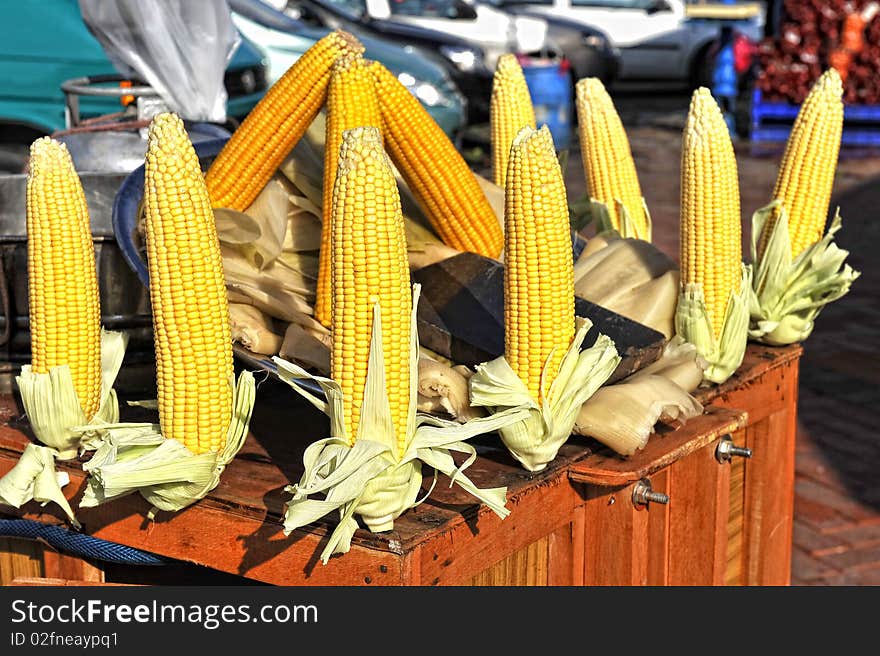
[750,88,880,147]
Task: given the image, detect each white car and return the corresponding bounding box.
[494,0,763,86]
[362,0,551,71]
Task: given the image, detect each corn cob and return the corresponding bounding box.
[26,137,101,420]
[760,69,844,259]
[371,62,503,258]
[316,54,382,328]
[504,126,575,401]
[680,88,742,340]
[331,126,411,456]
[575,78,649,239]
[205,31,363,211]
[491,54,536,188]
[144,113,234,455]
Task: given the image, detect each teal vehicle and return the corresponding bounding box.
[230,0,466,137]
[0,0,269,170]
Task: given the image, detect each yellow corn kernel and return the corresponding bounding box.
[761,69,844,259]
[26,137,101,420]
[331,126,411,457]
[371,62,503,258]
[680,88,742,339]
[144,113,234,455]
[205,31,364,211]
[316,54,381,328]
[576,78,648,238]
[504,126,575,401]
[491,54,536,188]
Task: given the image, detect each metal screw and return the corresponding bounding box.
[632,479,669,507]
[716,435,753,463]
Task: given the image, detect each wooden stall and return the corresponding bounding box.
[0,345,800,586]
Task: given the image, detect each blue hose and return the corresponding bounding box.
[0,518,167,566]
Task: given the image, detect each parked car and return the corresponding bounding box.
[230,0,466,137]
[489,0,762,88]
[276,0,616,121]
[0,0,269,171]
[272,0,495,120]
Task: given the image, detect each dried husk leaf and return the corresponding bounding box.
[79,371,255,517]
[279,323,331,373]
[229,303,283,355]
[573,374,702,456]
[675,265,751,385]
[469,318,621,471]
[748,202,859,345]
[417,357,484,422]
[272,285,529,563]
[574,238,675,306]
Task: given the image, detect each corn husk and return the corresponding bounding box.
[417,357,483,422]
[469,318,620,471]
[0,329,128,525]
[78,371,255,517]
[590,197,653,242]
[273,285,529,563]
[573,374,702,456]
[628,336,707,393]
[573,238,678,337]
[229,303,283,356]
[748,202,859,345]
[675,265,752,385]
[576,232,621,263]
[279,323,331,373]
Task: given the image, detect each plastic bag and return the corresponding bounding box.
[79,0,241,122]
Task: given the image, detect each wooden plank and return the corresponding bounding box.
[547,522,575,586]
[725,429,748,586]
[742,410,796,585]
[646,469,670,586]
[569,407,747,487]
[698,344,800,424]
[666,442,730,585]
[0,537,42,585]
[469,536,550,586]
[583,483,649,586]
[9,577,134,587]
[418,475,577,585]
[42,550,104,583]
[570,503,585,587]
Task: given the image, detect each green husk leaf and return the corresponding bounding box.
[274,284,529,563]
[675,266,751,385]
[0,329,128,525]
[469,317,621,471]
[0,443,79,528]
[79,371,255,516]
[748,202,860,345]
[588,198,651,242]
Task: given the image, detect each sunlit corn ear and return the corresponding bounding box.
[504,126,575,402]
[206,30,364,211]
[370,61,504,258]
[76,113,255,518]
[470,127,620,471]
[144,113,234,455]
[27,137,102,421]
[330,126,412,457]
[675,88,748,385]
[575,78,651,241]
[760,69,843,261]
[491,54,536,188]
[315,54,381,328]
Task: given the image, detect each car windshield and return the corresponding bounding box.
[569,0,656,8]
[387,0,463,18]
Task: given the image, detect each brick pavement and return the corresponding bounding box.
[561,119,880,585]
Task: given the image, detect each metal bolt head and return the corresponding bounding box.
[716,435,753,463]
[632,478,669,507]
